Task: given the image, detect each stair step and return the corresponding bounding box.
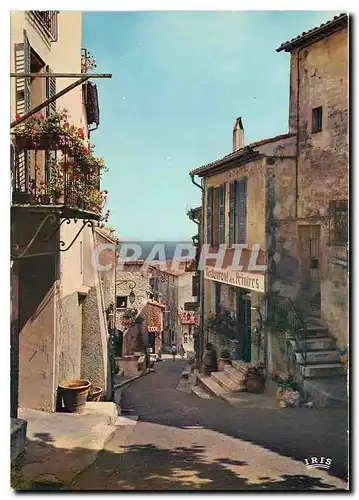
[300,363,346,378]
[198,374,226,397]
[191,385,212,400]
[224,365,247,386]
[303,378,348,409]
[295,350,341,365]
[305,324,329,335]
[290,338,336,351]
[231,360,250,375]
[211,371,246,392]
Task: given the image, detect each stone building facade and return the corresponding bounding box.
[115,262,164,355]
[150,261,197,349]
[277,13,348,348]
[190,13,348,375]
[11,11,111,413]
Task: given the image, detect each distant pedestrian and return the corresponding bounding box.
[171,344,177,361]
[179,344,185,360]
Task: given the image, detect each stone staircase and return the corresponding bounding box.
[195,360,247,399]
[288,316,348,408]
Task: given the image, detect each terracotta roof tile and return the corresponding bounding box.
[276,13,348,52]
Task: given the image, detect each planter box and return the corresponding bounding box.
[14,134,65,151]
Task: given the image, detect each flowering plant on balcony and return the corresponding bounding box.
[205,309,237,339]
[12,109,107,174]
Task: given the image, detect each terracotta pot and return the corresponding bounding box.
[246,374,266,394]
[87,386,103,402]
[203,348,215,374]
[58,379,91,414]
[218,357,231,372]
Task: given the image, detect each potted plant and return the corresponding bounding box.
[270,372,302,408]
[244,363,266,393]
[218,348,232,371]
[87,385,103,402]
[58,379,91,413]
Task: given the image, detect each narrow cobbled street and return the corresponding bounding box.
[69,359,347,491]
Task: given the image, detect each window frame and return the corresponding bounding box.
[312,106,323,134]
[116,296,128,309]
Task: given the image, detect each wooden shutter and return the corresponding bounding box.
[237,179,247,244]
[219,184,226,244]
[207,187,213,246]
[192,274,199,298]
[14,30,31,192]
[45,65,57,191]
[229,181,237,246]
[45,65,57,116]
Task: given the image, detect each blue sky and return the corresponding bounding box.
[82,10,340,240]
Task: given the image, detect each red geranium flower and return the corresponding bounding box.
[15,114,21,119]
[64,122,70,129]
[39,113,44,120]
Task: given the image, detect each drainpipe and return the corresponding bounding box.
[190,174,205,366]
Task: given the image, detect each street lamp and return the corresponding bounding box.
[117,279,137,304]
[129,289,136,305]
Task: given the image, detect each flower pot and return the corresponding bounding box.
[40,194,51,205]
[246,374,266,394]
[87,386,103,402]
[58,379,91,414]
[53,193,65,204]
[276,387,301,408]
[218,357,232,371]
[203,348,215,374]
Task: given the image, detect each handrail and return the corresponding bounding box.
[268,292,308,365]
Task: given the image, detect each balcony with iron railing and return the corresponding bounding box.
[11,110,109,220]
[29,11,59,42]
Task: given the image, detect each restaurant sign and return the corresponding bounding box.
[204,265,265,293]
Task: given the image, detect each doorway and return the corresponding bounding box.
[236,290,251,362]
[298,225,321,312]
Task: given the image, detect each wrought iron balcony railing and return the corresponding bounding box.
[11,134,101,218]
[29,11,58,42]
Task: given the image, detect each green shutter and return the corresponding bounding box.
[229,181,237,246]
[237,179,247,244]
[14,30,31,191]
[207,187,213,246]
[45,65,57,116]
[219,184,226,244]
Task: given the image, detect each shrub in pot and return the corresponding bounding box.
[244,363,266,393]
[218,348,232,371]
[270,372,302,408]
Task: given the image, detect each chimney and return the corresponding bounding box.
[233,117,244,152]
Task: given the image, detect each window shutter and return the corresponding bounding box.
[14,30,31,192]
[45,65,57,116]
[229,181,237,246]
[207,187,213,246]
[219,184,226,244]
[192,274,199,298]
[238,179,247,244]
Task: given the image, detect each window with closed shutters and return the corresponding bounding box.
[206,187,213,246]
[237,179,247,244]
[218,183,226,245]
[229,180,237,246]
